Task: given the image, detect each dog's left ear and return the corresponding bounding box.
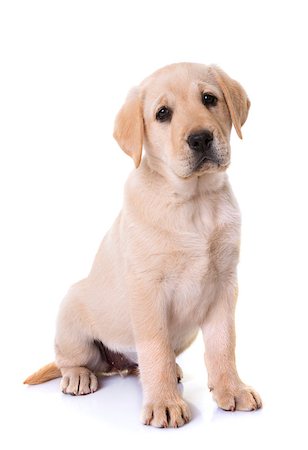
[113,88,144,168]
[210,66,250,139]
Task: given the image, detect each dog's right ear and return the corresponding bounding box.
[113,88,144,168]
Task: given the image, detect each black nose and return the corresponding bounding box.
[187,130,213,152]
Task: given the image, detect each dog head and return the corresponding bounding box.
[113,63,250,178]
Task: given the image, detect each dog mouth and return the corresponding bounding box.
[193,154,220,171]
[192,142,231,173]
[173,143,230,178]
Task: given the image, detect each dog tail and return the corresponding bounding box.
[23,362,61,385]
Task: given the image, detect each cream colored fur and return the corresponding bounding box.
[25,63,262,427]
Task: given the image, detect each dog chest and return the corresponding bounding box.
[162,199,240,325]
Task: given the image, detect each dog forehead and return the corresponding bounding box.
[141,63,212,105]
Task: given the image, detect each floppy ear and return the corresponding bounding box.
[210,66,250,139]
[113,88,144,168]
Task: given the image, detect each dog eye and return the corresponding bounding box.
[202,93,218,107]
[156,106,172,122]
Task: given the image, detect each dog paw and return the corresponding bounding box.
[142,397,191,428]
[60,367,98,395]
[213,384,262,411]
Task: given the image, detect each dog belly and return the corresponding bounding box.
[95,340,138,372]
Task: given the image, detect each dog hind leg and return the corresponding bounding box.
[55,290,105,396]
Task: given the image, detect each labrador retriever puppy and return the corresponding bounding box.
[24,63,262,427]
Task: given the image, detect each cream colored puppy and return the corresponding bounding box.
[25,63,262,428]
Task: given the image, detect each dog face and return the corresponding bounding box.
[114,63,250,178]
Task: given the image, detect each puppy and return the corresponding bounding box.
[24,63,262,428]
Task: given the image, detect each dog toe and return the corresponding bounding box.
[60,367,98,395]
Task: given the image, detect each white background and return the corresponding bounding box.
[1,0,307,448]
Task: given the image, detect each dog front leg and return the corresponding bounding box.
[131,288,191,428]
[201,285,262,411]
